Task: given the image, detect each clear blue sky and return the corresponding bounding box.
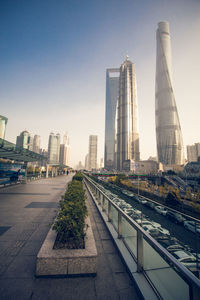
[1,0,200,167]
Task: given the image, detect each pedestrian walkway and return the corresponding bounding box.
[0,175,140,300]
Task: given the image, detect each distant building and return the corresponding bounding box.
[48,132,60,164]
[77,161,84,170]
[88,135,98,170]
[59,133,70,166]
[0,115,8,139]
[187,143,200,162]
[33,135,41,153]
[116,56,140,171]
[85,154,89,170]
[100,158,104,169]
[155,21,184,165]
[104,68,120,170]
[16,130,33,150]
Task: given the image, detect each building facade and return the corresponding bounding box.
[33,135,41,154]
[48,132,60,164]
[59,133,70,166]
[155,21,184,165]
[88,135,97,170]
[187,143,200,162]
[116,56,140,171]
[16,131,32,150]
[0,115,8,139]
[104,68,120,170]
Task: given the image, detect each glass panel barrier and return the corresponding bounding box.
[110,204,118,230]
[121,216,137,257]
[143,239,190,300]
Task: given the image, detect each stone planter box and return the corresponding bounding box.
[36,216,97,277]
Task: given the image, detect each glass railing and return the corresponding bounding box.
[84,175,200,300]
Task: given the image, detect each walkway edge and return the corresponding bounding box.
[84,180,159,300]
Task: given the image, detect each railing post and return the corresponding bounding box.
[191,284,200,300]
[137,230,143,273]
[108,201,111,222]
[102,195,105,211]
[98,191,101,205]
[118,211,122,239]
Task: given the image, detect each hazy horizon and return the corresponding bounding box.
[1,0,200,168]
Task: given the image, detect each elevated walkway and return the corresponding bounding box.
[0,175,140,299]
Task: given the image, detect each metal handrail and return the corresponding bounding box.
[84,174,200,299]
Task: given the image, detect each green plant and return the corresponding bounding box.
[53,178,88,249]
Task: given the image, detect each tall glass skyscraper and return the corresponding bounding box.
[104,68,120,170]
[48,132,60,164]
[116,56,140,171]
[88,135,97,170]
[0,115,8,139]
[155,22,184,165]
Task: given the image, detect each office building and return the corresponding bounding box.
[104,68,120,170]
[33,135,41,153]
[116,56,140,171]
[155,21,184,165]
[88,135,98,170]
[59,133,70,166]
[85,154,89,170]
[0,115,8,139]
[48,132,60,164]
[187,143,200,162]
[16,130,32,150]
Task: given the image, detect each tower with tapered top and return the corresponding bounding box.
[155,22,184,165]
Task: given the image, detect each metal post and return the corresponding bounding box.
[46,164,49,178]
[137,231,143,273]
[118,211,122,238]
[108,201,111,222]
[102,195,105,211]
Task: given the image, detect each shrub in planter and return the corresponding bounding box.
[53,177,88,249]
[72,172,84,182]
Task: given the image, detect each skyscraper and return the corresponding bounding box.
[48,132,60,164]
[0,115,8,139]
[187,143,200,162]
[16,130,32,150]
[33,135,41,153]
[155,21,184,165]
[116,56,140,171]
[59,133,70,166]
[104,68,120,170]
[88,135,97,171]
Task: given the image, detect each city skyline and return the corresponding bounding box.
[1,1,200,168]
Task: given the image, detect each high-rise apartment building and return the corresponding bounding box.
[16,130,32,150]
[48,132,60,164]
[0,115,8,139]
[33,135,41,153]
[88,135,97,170]
[104,68,120,170]
[116,56,140,171]
[155,21,184,165]
[187,143,200,162]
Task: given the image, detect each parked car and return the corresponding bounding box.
[166,211,186,224]
[134,195,147,204]
[183,221,200,234]
[150,221,161,228]
[166,243,185,253]
[145,201,156,209]
[154,205,168,216]
[172,250,200,269]
[157,227,170,236]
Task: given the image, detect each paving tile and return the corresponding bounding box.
[0,278,34,300]
[106,253,126,273]
[3,255,36,279]
[102,240,116,254]
[32,277,96,300]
